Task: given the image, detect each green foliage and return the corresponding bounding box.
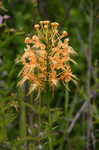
[0,0,99,150]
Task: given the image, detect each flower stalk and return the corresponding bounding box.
[17,20,77,150]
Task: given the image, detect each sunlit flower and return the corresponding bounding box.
[17,21,77,93]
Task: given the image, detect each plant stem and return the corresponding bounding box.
[65,84,69,116]
[47,88,53,150]
[59,84,69,150]
[38,93,41,146]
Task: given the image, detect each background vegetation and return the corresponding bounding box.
[0,0,99,150]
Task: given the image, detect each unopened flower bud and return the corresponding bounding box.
[40,21,44,25]
[24,37,31,44]
[64,38,69,43]
[32,35,39,41]
[44,25,48,29]
[34,24,40,30]
[51,22,59,27]
[62,31,68,37]
[43,20,50,25]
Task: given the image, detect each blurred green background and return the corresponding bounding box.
[0,0,99,150]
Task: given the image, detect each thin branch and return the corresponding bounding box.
[67,100,89,135]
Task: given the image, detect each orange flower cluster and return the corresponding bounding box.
[18,21,77,92]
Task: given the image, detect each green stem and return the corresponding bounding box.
[39,95,41,132]
[38,93,41,143]
[47,88,53,150]
[59,84,69,150]
[65,84,69,115]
